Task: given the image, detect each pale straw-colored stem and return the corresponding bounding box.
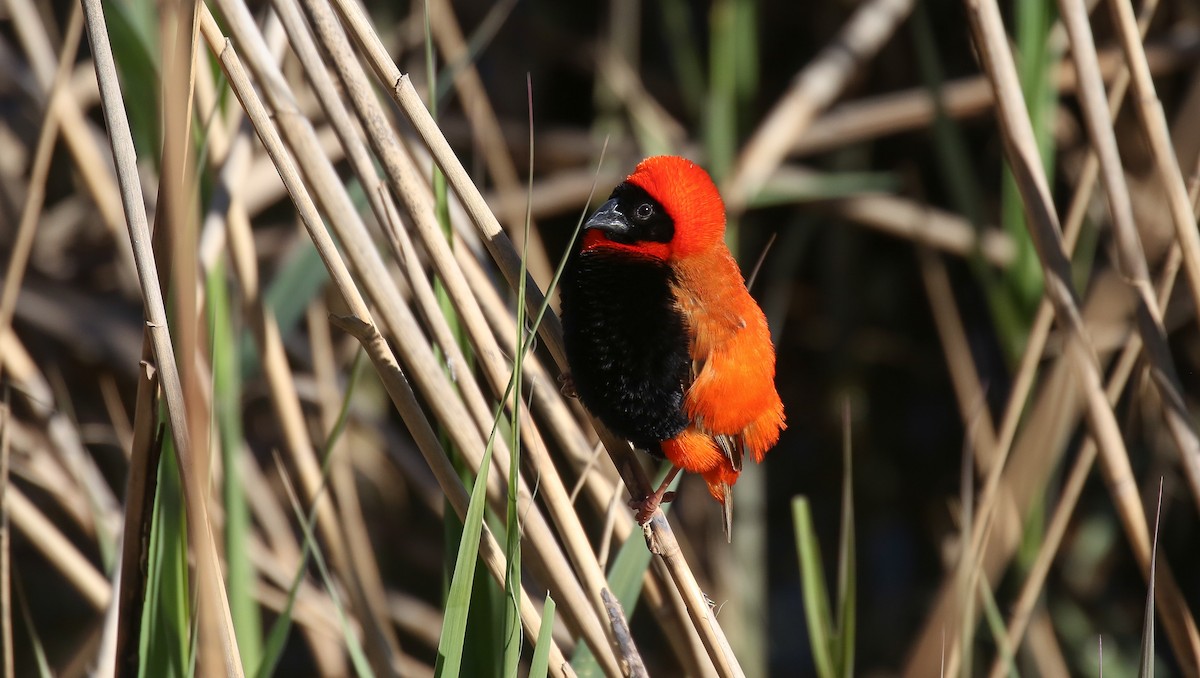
[81,0,245,673]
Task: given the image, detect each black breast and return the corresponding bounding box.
[560,249,691,452]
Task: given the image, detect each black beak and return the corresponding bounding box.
[583,198,631,237]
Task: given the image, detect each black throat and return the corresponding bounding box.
[560,248,691,452]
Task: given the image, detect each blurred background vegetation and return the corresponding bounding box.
[2,0,1200,676]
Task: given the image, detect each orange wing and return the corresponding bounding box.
[662,246,786,505]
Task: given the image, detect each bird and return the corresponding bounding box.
[560,155,785,538]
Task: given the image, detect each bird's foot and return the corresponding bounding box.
[558,373,578,399]
[629,465,683,525]
[628,491,676,525]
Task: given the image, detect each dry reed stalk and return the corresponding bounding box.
[962,0,1200,669]
[81,0,245,673]
[988,145,1200,678]
[791,38,1200,156]
[208,52,373,678]
[155,5,228,668]
[197,15,405,653]
[0,5,83,341]
[254,0,623,667]
[426,0,555,284]
[112,341,161,675]
[1057,0,1200,516]
[4,0,134,289]
[7,485,110,610]
[1105,0,1200,341]
[645,560,720,678]
[725,0,915,211]
[322,0,744,669]
[910,0,1166,668]
[987,265,1167,676]
[828,190,1016,268]
[953,0,1160,643]
[195,11,398,674]
[196,13,575,674]
[309,303,411,673]
[917,248,999,470]
[1,400,11,678]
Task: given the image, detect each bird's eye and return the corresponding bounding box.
[634,203,654,221]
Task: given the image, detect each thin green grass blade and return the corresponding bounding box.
[276,458,374,677]
[423,4,499,672]
[834,405,856,677]
[138,434,190,678]
[705,0,740,180]
[910,0,1027,364]
[255,568,303,678]
[977,577,1018,678]
[521,138,609,345]
[501,77,537,678]
[101,0,160,159]
[206,261,262,670]
[528,595,557,678]
[659,0,706,117]
[434,434,497,678]
[1000,0,1057,317]
[793,496,836,678]
[13,571,53,678]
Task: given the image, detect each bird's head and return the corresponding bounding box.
[581,156,726,261]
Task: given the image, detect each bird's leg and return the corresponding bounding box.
[558,373,578,399]
[628,465,683,525]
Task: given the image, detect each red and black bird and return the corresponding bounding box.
[561,155,785,537]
